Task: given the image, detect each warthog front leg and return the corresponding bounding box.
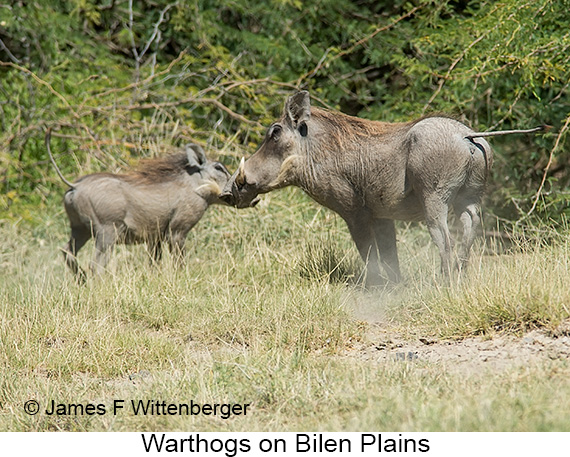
[372,218,401,283]
[147,239,163,265]
[167,231,187,267]
[346,214,400,287]
[346,217,379,287]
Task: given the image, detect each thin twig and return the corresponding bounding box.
[91,50,187,100]
[0,61,78,117]
[296,5,422,87]
[488,86,526,130]
[138,2,178,62]
[0,37,20,63]
[127,0,140,81]
[527,115,570,217]
[119,97,263,126]
[422,32,488,114]
[0,60,101,153]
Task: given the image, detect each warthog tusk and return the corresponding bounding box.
[196,179,221,195]
[236,157,246,186]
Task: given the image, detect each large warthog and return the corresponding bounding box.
[220,91,544,285]
[46,130,232,279]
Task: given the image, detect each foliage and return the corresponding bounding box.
[1,0,569,225]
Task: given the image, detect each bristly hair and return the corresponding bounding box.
[297,108,411,190]
[311,107,406,139]
[126,152,190,184]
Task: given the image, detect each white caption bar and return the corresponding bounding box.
[1,432,567,456]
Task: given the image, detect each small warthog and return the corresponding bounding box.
[47,130,231,279]
[221,91,544,285]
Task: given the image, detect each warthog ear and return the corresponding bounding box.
[285,90,311,127]
[185,143,207,168]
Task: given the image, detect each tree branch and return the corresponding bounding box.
[138,2,178,62]
[296,5,422,87]
[0,37,20,64]
[115,97,262,126]
[527,115,570,217]
[422,31,488,114]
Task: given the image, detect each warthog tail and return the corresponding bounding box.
[466,125,549,140]
[45,127,75,188]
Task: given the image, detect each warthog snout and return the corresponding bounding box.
[218,185,261,208]
[219,158,261,208]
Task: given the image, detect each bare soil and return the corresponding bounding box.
[345,319,570,374]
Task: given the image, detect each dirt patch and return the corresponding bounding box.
[346,320,570,374]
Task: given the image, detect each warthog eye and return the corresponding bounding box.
[298,122,308,137]
[214,163,226,173]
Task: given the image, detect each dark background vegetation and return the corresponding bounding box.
[1,0,569,227]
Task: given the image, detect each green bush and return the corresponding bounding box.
[1,0,569,225]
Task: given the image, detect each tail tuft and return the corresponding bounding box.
[540,124,553,133]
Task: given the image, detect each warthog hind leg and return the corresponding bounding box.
[91,226,117,275]
[454,200,481,273]
[423,196,453,279]
[62,226,91,282]
[62,227,91,282]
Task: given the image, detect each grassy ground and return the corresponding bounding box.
[1,188,569,431]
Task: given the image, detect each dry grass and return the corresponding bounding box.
[1,188,569,431]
